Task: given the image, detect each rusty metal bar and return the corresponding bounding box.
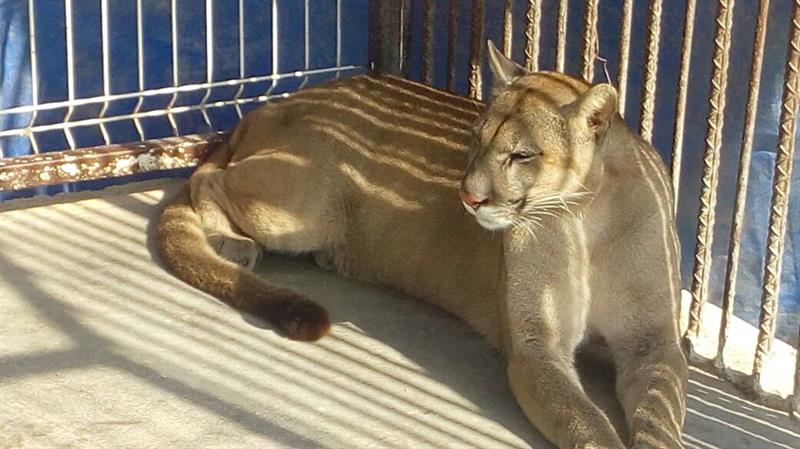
[0,133,225,192]
[420,0,435,85]
[617,0,633,115]
[524,0,541,72]
[751,0,800,391]
[468,0,484,100]
[671,0,697,212]
[502,0,513,57]
[715,0,770,371]
[447,0,460,91]
[555,0,568,72]
[639,0,663,142]
[582,0,599,82]
[401,0,412,78]
[686,0,736,343]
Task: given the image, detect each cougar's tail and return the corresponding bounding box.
[157,146,330,341]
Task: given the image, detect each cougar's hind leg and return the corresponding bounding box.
[190,147,262,271]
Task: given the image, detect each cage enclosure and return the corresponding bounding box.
[1,1,799,448]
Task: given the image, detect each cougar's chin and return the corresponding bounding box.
[474,206,514,231]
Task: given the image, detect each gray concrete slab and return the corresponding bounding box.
[1,181,798,449]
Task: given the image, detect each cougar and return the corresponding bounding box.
[158,41,688,449]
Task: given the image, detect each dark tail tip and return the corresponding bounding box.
[270,298,331,341]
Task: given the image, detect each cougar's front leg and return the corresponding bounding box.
[507,346,625,449]
[608,327,687,449]
[504,289,624,449]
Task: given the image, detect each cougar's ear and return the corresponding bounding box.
[573,83,617,135]
[487,40,527,93]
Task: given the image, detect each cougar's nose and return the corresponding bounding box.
[459,189,488,210]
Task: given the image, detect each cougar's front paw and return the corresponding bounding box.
[208,233,262,270]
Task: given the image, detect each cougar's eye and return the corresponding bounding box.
[508,151,539,163]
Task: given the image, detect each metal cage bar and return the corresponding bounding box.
[670,0,697,211]
[716,0,771,371]
[446,0,460,91]
[25,0,40,154]
[616,0,633,116]
[523,0,541,73]
[63,0,77,149]
[420,0,435,85]
[555,0,568,72]
[581,0,599,83]
[686,0,735,343]
[638,0,663,143]
[502,0,513,58]
[468,0,484,100]
[751,0,800,393]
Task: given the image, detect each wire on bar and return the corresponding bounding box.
[686,0,735,344]
[716,0,770,372]
[670,0,697,213]
[0,66,363,140]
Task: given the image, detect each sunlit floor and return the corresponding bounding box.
[1,180,798,449]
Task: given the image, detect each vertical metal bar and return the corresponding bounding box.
[166,0,180,136]
[26,0,40,154]
[421,0,435,85]
[63,0,77,149]
[524,0,541,72]
[716,0,770,370]
[233,0,246,118]
[199,0,214,129]
[132,0,146,141]
[400,0,412,78]
[617,0,633,116]
[671,0,697,211]
[446,0,460,91]
[265,0,279,97]
[639,0,663,143]
[368,0,401,75]
[751,0,800,389]
[98,0,112,145]
[555,0,568,72]
[686,0,736,342]
[468,0,484,100]
[582,0,599,82]
[336,0,342,78]
[299,0,311,89]
[502,0,513,58]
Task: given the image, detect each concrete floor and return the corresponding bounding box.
[1,180,799,449]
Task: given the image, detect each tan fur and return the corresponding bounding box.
[158,48,687,448]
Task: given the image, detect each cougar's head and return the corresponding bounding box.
[459,41,618,232]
